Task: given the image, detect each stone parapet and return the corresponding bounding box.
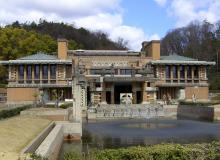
[35,124,63,160]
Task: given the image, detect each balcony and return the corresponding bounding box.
[8,79,72,88]
[96,87,103,91]
[146,87,157,92]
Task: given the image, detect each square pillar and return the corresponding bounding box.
[142,81,148,104]
[170,65,173,83]
[132,83,137,104]
[40,65,42,84]
[184,66,187,83]
[192,66,194,83]
[177,66,180,83]
[48,64,50,84]
[101,82,107,104]
[24,65,26,84]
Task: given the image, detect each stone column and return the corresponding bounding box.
[177,66,180,83]
[101,80,107,104]
[16,65,19,83]
[184,66,187,83]
[170,65,173,83]
[24,65,26,83]
[142,81,148,104]
[48,64,50,84]
[191,66,194,83]
[32,65,34,83]
[56,64,58,83]
[132,83,137,104]
[40,65,42,84]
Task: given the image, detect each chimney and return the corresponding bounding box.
[58,39,68,59]
[141,40,160,60]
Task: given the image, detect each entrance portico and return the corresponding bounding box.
[89,80,157,105]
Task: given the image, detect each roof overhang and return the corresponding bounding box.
[0,60,72,65]
[150,60,216,65]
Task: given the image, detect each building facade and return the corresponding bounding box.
[0,39,215,105]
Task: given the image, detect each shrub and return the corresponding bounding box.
[63,141,220,160]
[0,105,31,120]
[179,101,218,106]
[60,103,72,109]
[28,153,48,160]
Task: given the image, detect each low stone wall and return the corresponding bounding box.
[56,121,82,140]
[177,105,215,121]
[35,124,64,160]
[213,104,220,121]
[87,105,178,119]
[163,105,178,118]
[21,122,55,154]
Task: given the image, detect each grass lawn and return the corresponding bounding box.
[0,115,51,160]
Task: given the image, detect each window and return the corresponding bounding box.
[42,65,48,83]
[187,66,192,78]
[193,66,199,79]
[50,65,56,79]
[18,65,24,83]
[165,66,171,78]
[90,69,101,75]
[66,65,72,78]
[180,66,185,79]
[34,65,40,83]
[120,69,132,75]
[114,69,118,75]
[95,83,101,88]
[26,65,32,83]
[173,66,178,79]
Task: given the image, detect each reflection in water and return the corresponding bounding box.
[59,119,220,160]
[121,122,176,129]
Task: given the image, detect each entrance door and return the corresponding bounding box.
[136,91,142,104]
[114,83,132,104]
[106,91,111,104]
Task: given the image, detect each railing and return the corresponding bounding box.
[96,87,103,91]
[8,79,72,87]
[146,87,157,92]
[88,104,164,119]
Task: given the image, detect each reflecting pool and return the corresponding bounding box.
[59,119,220,159]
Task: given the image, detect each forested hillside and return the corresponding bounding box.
[0,20,127,84]
[0,20,127,61]
[161,20,220,90]
[161,20,220,63]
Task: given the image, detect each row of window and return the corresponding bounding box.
[90,69,133,75]
[165,65,199,79]
[17,65,72,83]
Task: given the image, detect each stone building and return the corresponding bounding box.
[0,39,215,105]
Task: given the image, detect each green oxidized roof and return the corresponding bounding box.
[0,52,71,64]
[160,55,197,61]
[18,52,58,60]
[150,54,215,65]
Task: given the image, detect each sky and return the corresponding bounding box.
[1,0,220,50]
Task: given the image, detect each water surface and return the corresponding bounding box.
[59,119,220,159]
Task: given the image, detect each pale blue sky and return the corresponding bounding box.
[121,0,175,37]
[0,0,220,50]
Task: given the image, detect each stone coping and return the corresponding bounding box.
[21,122,55,154]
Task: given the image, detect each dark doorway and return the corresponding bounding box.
[87,86,91,105]
[106,91,111,104]
[114,83,132,104]
[136,91,142,104]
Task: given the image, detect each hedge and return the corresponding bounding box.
[0,105,31,120]
[63,141,220,160]
[179,101,219,106]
